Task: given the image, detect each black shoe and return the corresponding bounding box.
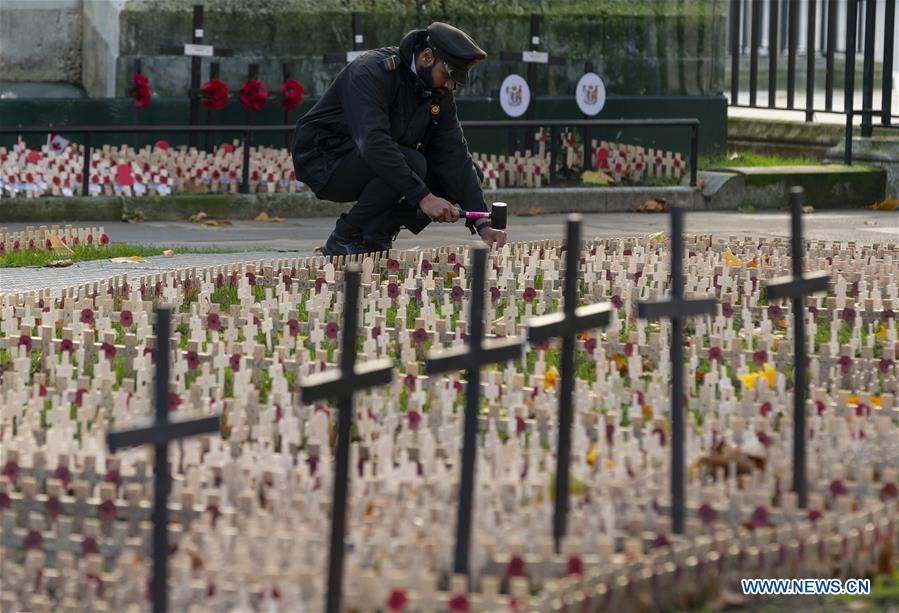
[324,231,370,256]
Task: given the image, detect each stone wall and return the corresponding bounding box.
[0,0,83,84]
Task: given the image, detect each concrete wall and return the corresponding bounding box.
[0,0,83,83]
[81,0,127,97]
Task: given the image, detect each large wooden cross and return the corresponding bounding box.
[527,215,612,552]
[637,207,716,534]
[425,244,523,577]
[299,265,394,613]
[159,4,233,147]
[107,307,220,613]
[764,187,829,508]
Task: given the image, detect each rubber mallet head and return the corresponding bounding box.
[489,202,507,230]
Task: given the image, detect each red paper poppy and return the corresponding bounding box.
[652,426,666,446]
[750,506,770,528]
[186,351,199,370]
[752,350,768,366]
[98,499,117,520]
[315,277,327,293]
[829,479,848,498]
[143,346,156,364]
[523,287,537,303]
[838,355,853,373]
[448,595,469,613]
[239,79,269,112]
[371,325,381,339]
[759,402,772,417]
[387,282,399,299]
[880,358,895,374]
[623,342,634,357]
[282,274,292,289]
[584,337,597,353]
[386,258,400,272]
[207,312,221,331]
[82,536,100,556]
[132,73,151,108]
[404,373,417,390]
[101,342,116,360]
[515,416,527,434]
[1,461,20,484]
[566,556,584,576]
[412,328,428,344]
[697,503,717,524]
[75,388,88,407]
[652,533,672,548]
[168,392,182,411]
[18,334,32,353]
[119,310,133,328]
[287,319,300,337]
[386,589,408,612]
[53,465,71,486]
[44,496,62,520]
[229,353,241,372]
[532,339,549,351]
[23,529,43,550]
[451,286,464,302]
[767,304,783,319]
[808,509,823,522]
[883,309,896,321]
[407,410,421,431]
[611,295,623,309]
[80,308,95,325]
[446,253,457,264]
[280,78,304,112]
[880,482,898,501]
[842,307,856,322]
[708,346,723,361]
[60,338,74,353]
[100,234,109,245]
[421,259,433,273]
[325,322,339,340]
[721,302,734,318]
[489,286,501,302]
[246,272,256,286]
[506,555,527,577]
[201,79,229,111]
[756,431,772,447]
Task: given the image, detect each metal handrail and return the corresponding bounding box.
[0,118,701,194]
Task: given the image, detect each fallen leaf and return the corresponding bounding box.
[696,179,706,189]
[867,198,898,211]
[254,212,286,223]
[162,249,175,256]
[189,211,209,222]
[313,244,326,255]
[513,207,543,217]
[122,211,145,223]
[109,256,143,263]
[635,198,670,213]
[45,259,73,268]
[802,206,814,214]
[46,234,73,254]
[200,219,233,227]
[581,169,613,186]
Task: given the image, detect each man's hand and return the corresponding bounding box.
[419,194,460,222]
[477,225,507,249]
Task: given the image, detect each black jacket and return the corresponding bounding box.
[292,29,487,224]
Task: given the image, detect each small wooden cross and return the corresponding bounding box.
[637,206,716,534]
[425,244,522,577]
[106,307,220,613]
[764,187,829,508]
[299,265,393,613]
[527,215,612,552]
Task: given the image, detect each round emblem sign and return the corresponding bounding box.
[500,74,531,118]
[576,72,606,116]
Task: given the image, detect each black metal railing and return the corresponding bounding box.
[728,0,897,136]
[0,118,700,196]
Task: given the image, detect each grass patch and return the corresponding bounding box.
[700,151,820,170]
[0,244,243,268]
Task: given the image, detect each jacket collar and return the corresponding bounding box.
[398,29,432,98]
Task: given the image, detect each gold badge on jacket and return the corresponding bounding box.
[430,104,441,116]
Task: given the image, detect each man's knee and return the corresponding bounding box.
[400,147,427,179]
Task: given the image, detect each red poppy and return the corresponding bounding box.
[315,277,327,293]
[325,322,339,340]
[407,410,421,431]
[18,334,32,353]
[386,258,400,272]
[100,234,109,245]
[168,392,182,411]
[246,272,256,286]
[756,431,772,447]
[838,355,853,373]
[80,308,95,325]
[44,496,62,520]
[186,351,199,370]
[229,353,241,372]
[750,506,770,528]
[412,328,428,344]
[23,529,43,550]
[808,509,823,522]
[829,479,848,498]
[386,589,408,612]
[132,73,151,108]
[280,78,304,112]
[489,286,501,302]
[506,555,527,577]
[532,339,549,351]
[523,287,537,303]
[842,307,856,322]
[447,253,457,264]
[855,403,870,418]
[75,388,88,407]
[721,303,734,318]
[611,295,623,309]
[759,402,772,417]
[60,338,74,353]
[207,312,222,331]
[98,499,117,520]
[752,350,768,366]
[120,310,133,328]
[282,274,292,289]
[82,536,100,556]
[239,79,268,111]
[883,309,895,322]
[371,325,381,339]
[387,282,399,299]
[566,556,584,576]
[880,482,899,501]
[101,342,116,360]
[880,358,895,374]
[105,468,122,489]
[53,464,71,486]
[421,259,433,273]
[697,503,717,524]
[1,461,20,484]
[404,373,417,390]
[448,595,469,613]
[767,304,782,320]
[143,346,156,364]
[708,346,723,362]
[651,426,666,446]
[274,404,283,423]
[815,399,826,415]
[287,319,300,337]
[515,416,527,435]
[201,79,229,110]
[451,286,464,302]
[12,240,20,252]
[623,341,633,357]
[584,337,597,353]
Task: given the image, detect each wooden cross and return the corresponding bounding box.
[106,307,220,613]
[299,265,394,613]
[526,215,612,552]
[425,244,523,577]
[158,4,233,147]
[764,187,829,508]
[323,12,367,64]
[637,207,716,534]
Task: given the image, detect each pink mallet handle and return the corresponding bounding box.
[462,211,490,220]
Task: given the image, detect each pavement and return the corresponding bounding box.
[1,211,896,295]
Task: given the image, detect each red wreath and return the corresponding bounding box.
[239,79,268,111]
[201,79,229,111]
[280,79,304,112]
[131,73,151,108]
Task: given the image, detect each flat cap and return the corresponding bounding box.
[426,22,486,85]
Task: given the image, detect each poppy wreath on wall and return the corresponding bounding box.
[131,74,151,108]
[280,79,304,112]
[239,80,269,112]
[201,79,229,111]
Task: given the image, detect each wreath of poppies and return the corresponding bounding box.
[131,74,151,109]
[201,79,230,111]
[280,79,304,112]
[239,79,269,112]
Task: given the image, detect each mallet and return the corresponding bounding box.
[417,201,507,230]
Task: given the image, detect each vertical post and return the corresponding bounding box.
[351,11,363,50]
[845,0,858,163]
[453,248,486,575]
[325,269,360,613]
[526,13,541,150]
[549,125,558,186]
[204,62,220,154]
[805,0,817,121]
[669,207,685,535]
[151,308,171,613]
[730,0,741,104]
[690,124,698,188]
[860,0,876,136]
[787,0,799,108]
[883,0,896,126]
[241,129,251,194]
[188,4,204,148]
[583,62,593,171]
[768,0,779,108]
[749,0,761,106]
[81,132,91,197]
[825,0,836,111]
[789,188,808,508]
[282,63,292,149]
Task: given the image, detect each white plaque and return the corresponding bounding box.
[500,74,530,118]
[576,72,606,116]
[346,50,366,62]
[354,34,364,44]
[184,43,214,57]
[522,50,549,64]
[194,28,204,38]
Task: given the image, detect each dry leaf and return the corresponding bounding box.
[45,259,73,268]
[189,211,209,222]
[122,211,145,223]
[46,234,73,254]
[162,249,175,256]
[635,198,670,213]
[513,207,543,217]
[200,219,233,227]
[867,198,898,211]
[313,244,326,255]
[802,205,814,214]
[581,170,613,186]
[254,212,286,223]
[109,256,143,263]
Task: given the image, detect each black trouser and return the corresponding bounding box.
[317,146,431,243]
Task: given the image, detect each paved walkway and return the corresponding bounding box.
[2,211,896,295]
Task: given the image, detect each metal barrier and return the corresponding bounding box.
[0,118,700,196]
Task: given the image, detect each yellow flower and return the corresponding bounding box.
[747,258,758,268]
[642,404,653,420]
[871,397,883,408]
[606,459,615,471]
[848,394,859,406]
[544,366,559,391]
[586,445,598,467]
[762,364,776,390]
[875,325,888,342]
[724,250,742,267]
[739,372,760,390]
